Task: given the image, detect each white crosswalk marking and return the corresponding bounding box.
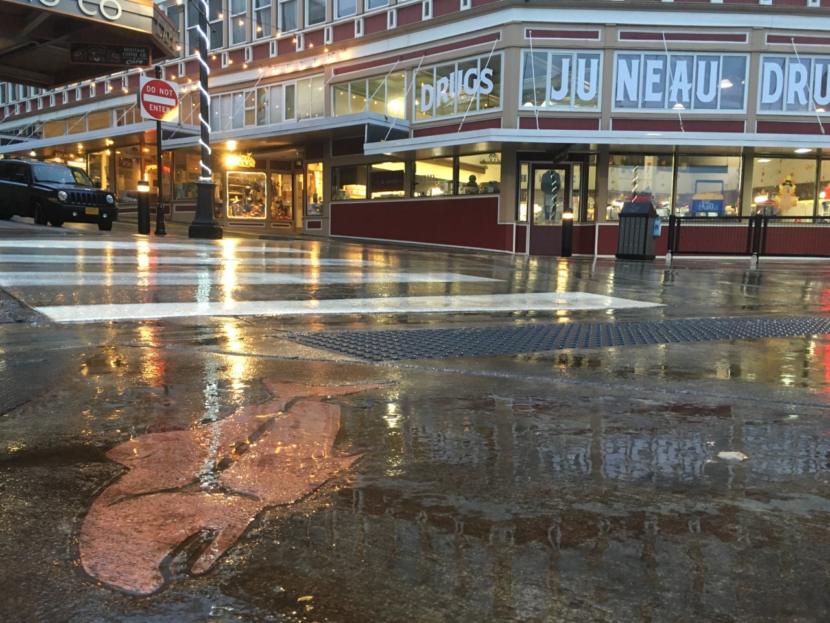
[36,293,660,323]
[0,236,661,323]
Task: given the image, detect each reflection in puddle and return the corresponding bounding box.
[80,381,377,595]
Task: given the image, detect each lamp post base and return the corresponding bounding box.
[188,181,223,240]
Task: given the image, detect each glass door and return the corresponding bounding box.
[530,165,568,226]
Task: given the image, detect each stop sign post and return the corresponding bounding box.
[138,75,180,121]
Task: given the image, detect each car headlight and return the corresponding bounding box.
[105,194,114,204]
[57,190,67,202]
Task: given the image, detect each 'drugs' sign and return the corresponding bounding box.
[759,55,830,113]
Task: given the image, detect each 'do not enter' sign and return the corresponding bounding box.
[138,76,180,121]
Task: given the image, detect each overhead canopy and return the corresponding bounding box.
[0,0,177,87]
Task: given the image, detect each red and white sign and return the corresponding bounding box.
[138,76,180,122]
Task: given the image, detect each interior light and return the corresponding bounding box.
[226,140,238,151]
[719,79,734,89]
[758,158,771,163]
[28,150,36,157]
[754,194,769,204]
[672,102,685,110]
[794,148,813,154]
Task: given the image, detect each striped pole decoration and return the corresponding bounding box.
[195,0,212,182]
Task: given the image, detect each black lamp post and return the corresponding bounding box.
[188,0,223,240]
[561,210,574,257]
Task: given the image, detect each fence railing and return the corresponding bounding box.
[666,215,830,258]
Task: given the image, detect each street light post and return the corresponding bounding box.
[188,0,223,240]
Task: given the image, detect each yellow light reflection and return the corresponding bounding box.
[221,320,250,391]
[136,240,151,272]
[137,324,164,386]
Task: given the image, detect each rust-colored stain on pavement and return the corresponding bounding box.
[79,381,377,595]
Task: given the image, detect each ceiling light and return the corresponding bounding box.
[795,148,812,154]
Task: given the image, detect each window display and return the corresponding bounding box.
[306,162,323,216]
[333,166,367,200]
[675,155,741,217]
[750,157,816,217]
[270,172,293,221]
[413,158,454,196]
[227,171,267,219]
[414,54,501,120]
[173,151,200,201]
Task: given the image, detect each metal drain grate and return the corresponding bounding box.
[288,316,830,362]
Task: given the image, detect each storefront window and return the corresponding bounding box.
[818,160,830,218]
[87,150,112,191]
[295,76,324,120]
[144,150,172,202]
[518,163,529,222]
[270,172,294,221]
[675,155,742,217]
[585,162,597,222]
[114,145,144,205]
[172,151,200,201]
[413,157,454,196]
[606,154,673,221]
[520,51,602,110]
[333,73,405,118]
[333,166,367,200]
[751,157,816,217]
[306,0,325,25]
[227,171,267,219]
[306,162,323,216]
[370,162,405,199]
[458,153,501,194]
[42,119,65,139]
[87,110,111,132]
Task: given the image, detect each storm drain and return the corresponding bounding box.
[288,315,830,361]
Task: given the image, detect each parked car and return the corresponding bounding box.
[0,159,117,230]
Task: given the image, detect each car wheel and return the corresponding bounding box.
[98,221,112,231]
[33,202,48,226]
[49,219,64,227]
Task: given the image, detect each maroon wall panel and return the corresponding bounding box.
[331,197,513,251]
[364,13,387,35]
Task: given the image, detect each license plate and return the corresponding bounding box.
[86,207,99,215]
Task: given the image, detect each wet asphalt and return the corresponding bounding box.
[2,219,830,621]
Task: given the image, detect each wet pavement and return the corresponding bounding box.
[2,220,830,621]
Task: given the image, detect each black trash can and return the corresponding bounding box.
[616,194,658,260]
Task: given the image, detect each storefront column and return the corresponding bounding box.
[499,146,517,224]
[740,150,755,216]
[596,146,610,222]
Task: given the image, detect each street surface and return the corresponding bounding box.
[2,219,830,621]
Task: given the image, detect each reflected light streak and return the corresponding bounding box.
[136,240,151,272]
[221,320,250,391]
[137,324,165,386]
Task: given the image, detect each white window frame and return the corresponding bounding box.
[335,0,356,19]
[305,0,326,26]
[414,52,504,122]
[253,0,272,39]
[230,0,248,46]
[366,0,389,9]
[279,0,298,32]
[209,0,224,51]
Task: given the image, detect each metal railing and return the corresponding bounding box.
[667,215,830,258]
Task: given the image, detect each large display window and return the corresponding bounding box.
[270,172,294,221]
[458,153,501,195]
[226,171,267,219]
[520,50,602,110]
[306,162,323,216]
[675,155,742,217]
[333,166,368,200]
[606,154,673,220]
[751,157,817,217]
[413,158,455,196]
[173,151,200,201]
[369,162,405,199]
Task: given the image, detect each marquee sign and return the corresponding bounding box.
[759,55,830,113]
[613,53,748,112]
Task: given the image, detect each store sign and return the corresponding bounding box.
[613,53,748,112]
[521,51,601,110]
[415,54,501,120]
[419,68,494,114]
[71,44,149,66]
[759,55,830,113]
[10,0,125,22]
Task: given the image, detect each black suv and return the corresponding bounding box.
[0,159,117,230]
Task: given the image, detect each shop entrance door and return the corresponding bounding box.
[528,164,570,256]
